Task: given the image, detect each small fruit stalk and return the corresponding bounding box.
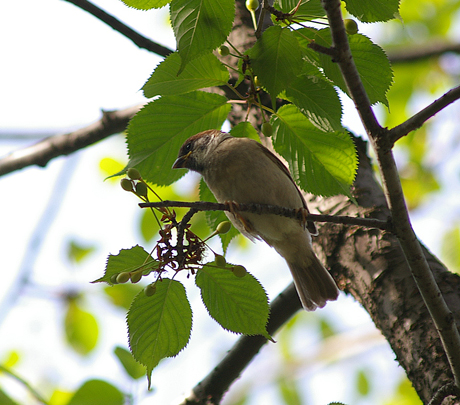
[246,0,259,31]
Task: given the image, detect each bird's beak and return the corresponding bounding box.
[172,151,192,169]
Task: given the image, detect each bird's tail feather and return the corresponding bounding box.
[287,252,339,311]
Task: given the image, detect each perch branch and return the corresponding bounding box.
[322,0,460,387]
[63,0,174,57]
[139,200,392,231]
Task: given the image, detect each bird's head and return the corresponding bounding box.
[172,130,229,173]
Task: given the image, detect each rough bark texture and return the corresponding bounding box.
[312,138,460,404]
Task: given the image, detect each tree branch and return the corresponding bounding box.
[139,200,392,231]
[388,42,460,64]
[182,283,302,404]
[62,0,174,57]
[322,0,460,388]
[0,105,140,177]
[319,0,383,138]
[387,85,460,146]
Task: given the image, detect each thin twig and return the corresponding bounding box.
[387,85,460,147]
[176,208,198,268]
[0,105,140,177]
[139,200,392,231]
[322,0,460,387]
[63,0,174,57]
[0,365,50,405]
[255,0,267,38]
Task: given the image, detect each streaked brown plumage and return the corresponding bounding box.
[173,130,339,310]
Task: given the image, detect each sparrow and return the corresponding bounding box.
[173,129,339,310]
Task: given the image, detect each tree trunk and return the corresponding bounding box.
[314,137,460,404]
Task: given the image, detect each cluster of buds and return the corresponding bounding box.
[119,169,243,296]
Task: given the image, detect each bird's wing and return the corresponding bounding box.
[255,142,318,235]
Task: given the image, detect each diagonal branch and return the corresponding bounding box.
[182,283,302,404]
[0,105,140,177]
[139,200,392,231]
[322,0,460,388]
[388,84,460,146]
[63,0,174,57]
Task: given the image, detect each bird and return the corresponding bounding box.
[173,129,339,310]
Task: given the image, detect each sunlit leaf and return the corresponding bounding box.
[230,121,260,141]
[67,240,96,264]
[93,245,155,285]
[196,262,271,339]
[99,157,126,183]
[170,0,234,72]
[126,91,231,186]
[441,224,460,274]
[356,369,371,396]
[114,346,146,380]
[278,377,303,405]
[272,104,357,197]
[286,75,343,132]
[103,284,143,310]
[64,301,99,356]
[143,53,229,98]
[127,279,192,386]
[248,25,303,98]
[344,0,400,22]
[67,379,124,405]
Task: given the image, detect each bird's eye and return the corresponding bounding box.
[185,142,192,151]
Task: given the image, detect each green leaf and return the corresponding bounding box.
[103,284,143,310]
[127,279,192,386]
[199,179,240,253]
[230,121,260,141]
[196,262,271,339]
[441,224,460,274]
[170,0,235,72]
[93,245,155,285]
[248,25,303,98]
[64,301,99,356]
[286,75,343,132]
[356,369,370,396]
[126,91,231,186]
[277,377,303,405]
[67,240,96,264]
[274,0,325,22]
[114,346,146,380]
[272,104,357,197]
[316,29,393,106]
[344,0,400,22]
[67,379,124,405]
[142,52,229,98]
